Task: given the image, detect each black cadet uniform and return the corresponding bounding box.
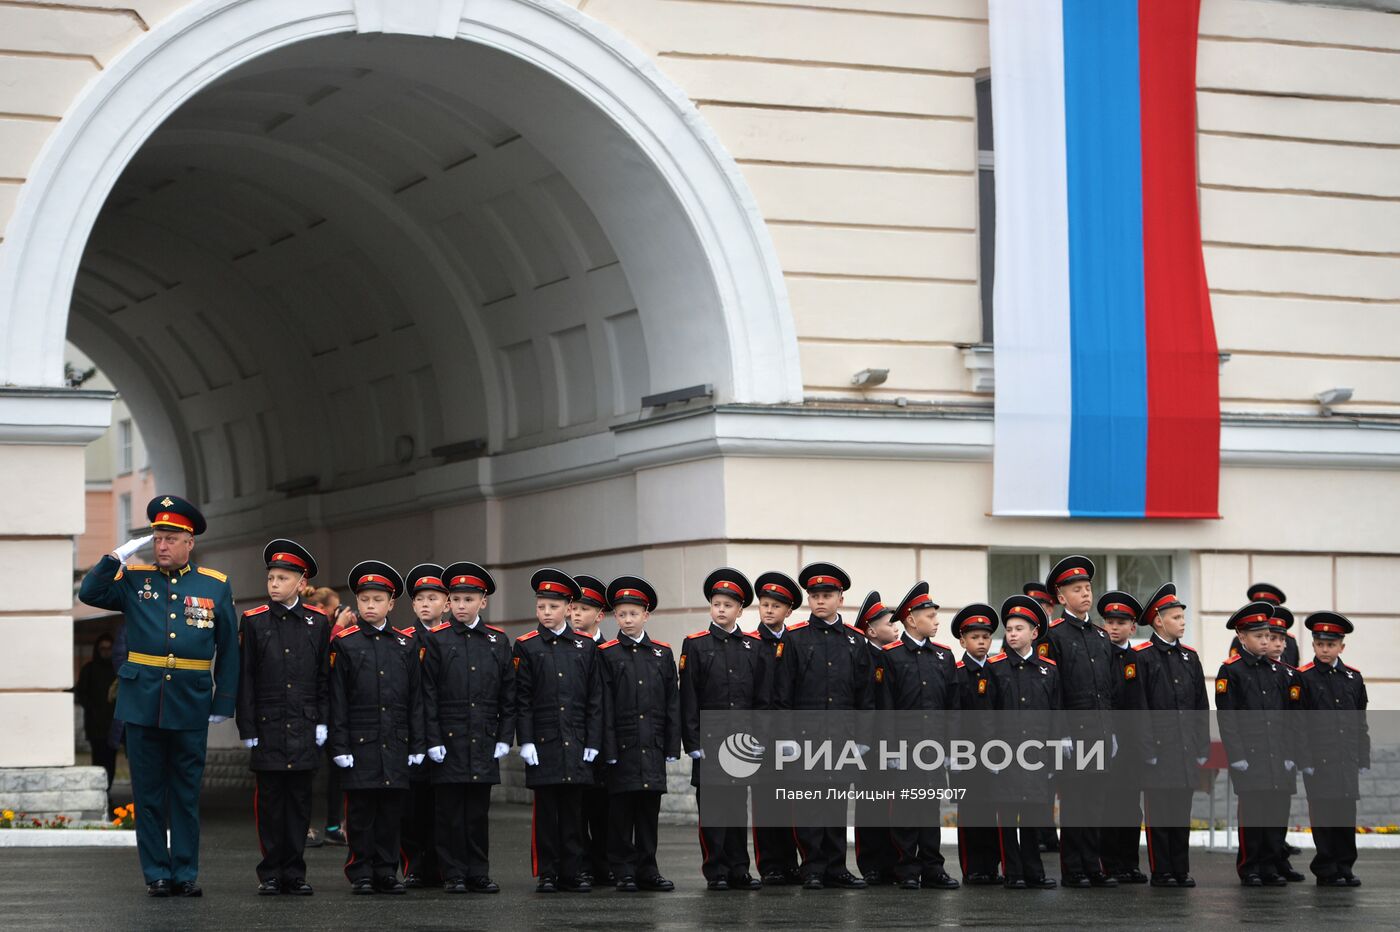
[1228,583,1300,667]
[329,562,424,894]
[1039,556,1116,887]
[513,569,605,893]
[1299,612,1369,886]
[422,562,513,893]
[772,562,873,889]
[749,571,802,885]
[1131,584,1208,887]
[952,603,1001,885]
[989,596,1061,889]
[600,576,680,892]
[1023,581,1061,857]
[681,568,765,890]
[1097,591,1147,884]
[853,590,899,885]
[879,582,960,889]
[236,540,329,895]
[574,574,614,886]
[1214,601,1298,886]
[399,563,447,889]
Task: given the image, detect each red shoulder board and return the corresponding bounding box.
[1133,641,1152,651]
[1049,618,1063,628]
[789,621,810,630]
[516,630,539,642]
[1298,662,1314,672]
[988,652,1007,663]
[932,641,951,651]
[242,605,270,617]
[686,630,710,640]
[745,630,762,639]
[955,660,965,669]
[1223,653,1242,665]
[651,639,671,649]
[484,623,504,634]
[430,622,451,633]
[1040,657,1057,666]
[843,623,863,634]
[1344,664,1361,674]
[304,603,327,615]
[395,627,415,639]
[600,639,619,649]
[334,626,358,639]
[1179,642,1197,652]
[882,641,903,651]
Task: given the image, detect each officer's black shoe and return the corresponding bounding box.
[257,878,281,896]
[615,876,638,893]
[1115,868,1148,884]
[1175,874,1196,888]
[1316,875,1349,887]
[707,878,730,891]
[922,872,960,889]
[1063,873,1091,889]
[173,881,202,898]
[825,871,866,889]
[352,879,375,895]
[285,878,313,896]
[403,873,424,889]
[1149,874,1178,887]
[898,878,920,890]
[1088,872,1118,887]
[1029,877,1057,889]
[1240,874,1263,887]
[443,878,468,893]
[536,876,559,893]
[1343,873,1362,887]
[1260,874,1288,887]
[1281,869,1305,883]
[761,871,788,886]
[637,875,674,892]
[560,876,592,893]
[1003,878,1027,890]
[323,827,347,846]
[728,873,762,890]
[146,879,171,898]
[375,877,406,895]
[468,877,500,894]
[802,876,825,890]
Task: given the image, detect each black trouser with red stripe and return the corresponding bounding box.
[1143,788,1192,878]
[696,785,750,881]
[400,777,438,882]
[609,790,664,881]
[996,800,1053,882]
[957,795,1001,879]
[532,785,585,881]
[344,788,406,884]
[751,786,798,877]
[435,783,493,881]
[1099,783,1142,875]
[1236,789,1289,879]
[582,784,611,879]
[254,770,314,883]
[1308,797,1358,879]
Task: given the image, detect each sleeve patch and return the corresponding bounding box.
[874,667,884,683]
[1215,678,1228,694]
[678,653,686,671]
[1289,684,1301,701]
[1037,643,1050,657]
[1124,663,1136,680]
[775,643,784,659]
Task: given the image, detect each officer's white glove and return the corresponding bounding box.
[408,753,425,767]
[493,742,510,759]
[334,755,354,768]
[1302,767,1315,776]
[1283,759,1295,771]
[208,714,229,725]
[666,756,679,763]
[1229,760,1249,772]
[315,724,327,747]
[1196,757,1208,767]
[520,743,539,767]
[242,738,258,749]
[689,749,705,760]
[582,747,599,763]
[428,745,447,764]
[113,534,153,564]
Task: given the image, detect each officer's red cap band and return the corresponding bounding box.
[153,511,195,532]
[537,581,572,595]
[450,575,486,589]
[1312,623,1344,634]
[761,583,794,601]
[1103,603,1135,618]
[1055,567,1089,584]
[579,587,605,604]
[357,574,393,589]
[712,580,743,596]
[862,601,887,622]
[270,552,309,571]
[806,575,841,588]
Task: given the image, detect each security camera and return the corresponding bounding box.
[851,368,889,388]
[1315,387,1353,416]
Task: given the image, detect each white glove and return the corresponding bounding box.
[208,714,228,725]
[582,747,599,763]
[1145,758,1157,766]
[1303,767,1315,776]
[689,749,705,760]
[113,534,153,564]
[1196,757,1208,766]
[428,745,447,763]
[1284,759,1295,771]
[494,742,510,759]
[1111,734,1118,759]
[242,738,258,749]
[1229,760,1249,772]
[606,759,617,765]
[334,754,354,768]
[520,743,539,766]
[315,724,327,747]
[666,756,679,763]
[408,753,425,766]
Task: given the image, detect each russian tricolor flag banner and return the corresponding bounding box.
[989,0,1220,518]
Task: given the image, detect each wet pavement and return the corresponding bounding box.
[2,787,1396,930]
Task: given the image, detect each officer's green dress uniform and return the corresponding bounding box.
[78,496,239,890]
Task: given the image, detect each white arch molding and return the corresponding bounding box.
[0,0,802,408]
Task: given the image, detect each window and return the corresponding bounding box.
[988,551,1175,609]
[117,493,132,539]
[975,74,995,344]
[118,419,133,474]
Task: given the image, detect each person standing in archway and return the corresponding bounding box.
[78,495,240,898]
[74,633,118,790]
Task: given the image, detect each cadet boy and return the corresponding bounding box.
[571,573,613,886]
[78,494,239,898]
[1299,611,1368,887]
[1096,590,1146,884]
[237,539,329,896]
[952,603,1001,885]
[854,590,900,885]
[422,562,513,894]
[400,563,449,888]
[681,567,765,890]
[600,576,680,892]
[750,570,802,885]
[1264,623,1306,882]
[880,582,960,890]
[329,561,424,894]
[1023,580,1059,855]
[513,569,604,893]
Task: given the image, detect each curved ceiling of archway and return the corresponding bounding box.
[70,32,723,509]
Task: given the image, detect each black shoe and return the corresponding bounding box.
[1316,876,1349,887]
[1088,872,1118,888]
[444,878,468,893]
[1030,877,1057,889]
[861,870,888,886]
[375,877,406,895]
[468,876,499,894]
[1344,873,1362,887]
[728,873,762,890]
[1115,868,1148,884]
[146,879,171,898]
[1063,873,1091,889]
[922,872,960,889]
[403,873,424,889]
[559,876,592,893]
[898,878,920,890]
[323,827,347,846]
[1240,874,1263,887]
[1286,844,1302,857]
[637,875,674,892]
[825,870,866,889]
[352,879,376,895]
[1003,878,1026,890]
[615,876,638,893]
[1282,869,1305,883]
[172,881,202,898]
[782,868,804,885]
[284,878,313,896]
[761,871,788,886]
[257,878,281,896]
[536,876,558,893]
[802,876,825,890]
[1175,874,1196,888]
[305,828,324,848]
[1261,874,1288,887]
[1150,874,1178,887]
[707,878,730,891]
[578,871,594,885]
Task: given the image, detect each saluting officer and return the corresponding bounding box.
[1299,611,1369,887]
[681,567,766,891]
[236,539,329,896]
[599,576,680,892]
[571,573,614,887]
[1039,556,1116,888]
[1131,583,1208,888]
[329,561,425,894]
[422,562,513,894]
[880,582,961,890]
[853,590,900,886]
[952,603,1002,885]
[1096,590,1147,884]
[78,495,239,898]
[772,562,873,890]
[1229,583,1300,667]
[400,563,449,888]
[513,569,604,893]
[749,570,802,886]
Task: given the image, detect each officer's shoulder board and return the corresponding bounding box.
[600,638,620,650]
[988,652,1007,664]
[196,565,228,583]
[395,626,415,639]
[430,621,452,633]
[1133,641,1152,652]
[1298,661,1314,672]
[1039,657,1057,666]
[242,604,270,618]
[1222,653,1242,665]
[516,630,539,642]
[788,621,810,631]
[483,623,505,634]
[305,603,327,616]
[881,640,903,651]
[334,626,358,640]
[686,630,710,640]
[126,563,157,572]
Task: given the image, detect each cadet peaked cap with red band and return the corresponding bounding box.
[704,567,754,608]
[347,560,403,598]
[952,603,998,638]
[1267,605,1295,631]
[1047,555,1095,593]
[856,590,892,631]
[1097,590,1142,623]
[405,563,449,594]
[1023,581,1055,605]
[1142,583,1185,625]
[754,571,802,609]
[1227,601,1275,633]
[1247,582,1286,605]
[895,581,941,622]
[573,574,608,609]
[264,538,318,578]
[607,575,658,612]
[147,494,206,536]
[1305,611,1353,640]
[442,561,496,595]
[1001,594,1047,629]
[531,568,580,601]
[800,562,850,593]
